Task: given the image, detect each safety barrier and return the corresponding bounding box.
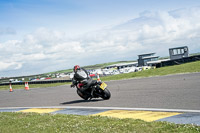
[0,80,72,86]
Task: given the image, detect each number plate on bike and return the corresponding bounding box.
[100,82,107,90]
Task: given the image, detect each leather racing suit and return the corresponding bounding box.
[71,68,92,92]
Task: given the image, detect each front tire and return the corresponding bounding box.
[102,88,111,100]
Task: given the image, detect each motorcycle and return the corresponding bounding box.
[75,75,111,100]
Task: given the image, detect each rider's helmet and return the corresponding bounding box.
[74,65,80,72]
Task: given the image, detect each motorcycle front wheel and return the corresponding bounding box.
[102,88,111,100]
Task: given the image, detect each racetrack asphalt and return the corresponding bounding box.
[0,72,200,125]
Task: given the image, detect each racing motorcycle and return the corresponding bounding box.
[76,75,111,100]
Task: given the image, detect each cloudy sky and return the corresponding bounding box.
[1,0,200,77]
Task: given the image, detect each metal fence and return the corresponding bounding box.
[0,80,72,86]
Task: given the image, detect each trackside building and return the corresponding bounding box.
[137,53,159,66]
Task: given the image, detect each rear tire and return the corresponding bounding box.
[102,88,111,100]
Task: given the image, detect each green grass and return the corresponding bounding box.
[101,61,200,81]
[0,82,69,91]
[1,61,200,132]
[0,112,199,133]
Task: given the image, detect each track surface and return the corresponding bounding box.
[0,72,200,110]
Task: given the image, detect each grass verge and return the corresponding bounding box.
[0,82,69,91]
[0,112,200,133]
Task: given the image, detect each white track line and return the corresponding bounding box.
[0,106,200,113]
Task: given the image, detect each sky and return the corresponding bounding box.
[0,0,200,77]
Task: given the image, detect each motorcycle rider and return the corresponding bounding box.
[70,65,91,93]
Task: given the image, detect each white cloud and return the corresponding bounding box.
[1,7,200,77]
[0,27,16,35]
[0,61,22,71]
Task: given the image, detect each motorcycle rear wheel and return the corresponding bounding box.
[102,88,111,100]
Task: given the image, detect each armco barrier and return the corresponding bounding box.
[0,80,72,86]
